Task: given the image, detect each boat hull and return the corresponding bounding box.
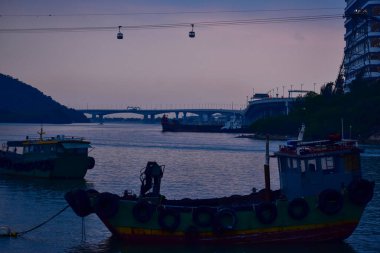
[91,193,365,245]
[0,155,94,179]
[162,122,252,133]
[105,221,358,244]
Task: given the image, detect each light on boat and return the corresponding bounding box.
[189,24,195,38]
[117,26,123,39]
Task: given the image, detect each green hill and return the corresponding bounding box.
[0,74,88,123]
[250,79,380,142]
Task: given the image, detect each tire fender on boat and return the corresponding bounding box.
[255,202,277,224]
[192,206,215,227]
[64,189,93,217]
[87,157,95,170]
[94,192,120,219]
[287,198,310,220]
[348,179,375,206]
[213,208,237,232]
[318,189,343,215]
[132,200,154,223]
[158,207,181,232]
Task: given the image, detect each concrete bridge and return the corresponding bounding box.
[78,97,297,124]
[78,108,244,123]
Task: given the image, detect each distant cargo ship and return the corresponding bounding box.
[161,115,252,133]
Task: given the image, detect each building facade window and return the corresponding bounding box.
[371,38,380,47]
[344,1,380,88]
[372,6,380,16]
[371,21,380,32]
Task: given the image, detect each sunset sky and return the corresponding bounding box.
[0,0,346,109]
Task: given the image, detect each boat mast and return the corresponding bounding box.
[264,135,271,200]
[37,127,45,141]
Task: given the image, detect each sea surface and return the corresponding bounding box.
[0,123,379,253]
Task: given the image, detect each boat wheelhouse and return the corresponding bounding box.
[276,138,362,200]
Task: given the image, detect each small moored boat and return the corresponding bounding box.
[0,128,95,179]
[65,128,374,244]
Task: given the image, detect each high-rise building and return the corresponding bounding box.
[344,0,380,89]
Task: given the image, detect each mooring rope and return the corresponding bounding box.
[14,205,70,237]
[81,217,86,242]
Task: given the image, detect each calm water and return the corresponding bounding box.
[0,123,379,253]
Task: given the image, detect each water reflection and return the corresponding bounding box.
[67,237,357,253]
[0,176,93,194]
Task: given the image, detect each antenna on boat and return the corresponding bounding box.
[264,135,271,201]
[37,127,45,141]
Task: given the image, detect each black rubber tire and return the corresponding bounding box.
[318,189,343,215]
[65,189,93,217]
[87,157,95,170]
[192,206,215,227]
[158,208,181,232]
[255,202,277,224]
[94,192,120,219]
[132,200,154,223]
[348,179,374,206]
[213,208,237,234]
[288,198,310,220]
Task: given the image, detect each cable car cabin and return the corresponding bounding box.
[189,24,195,38]
[274,139,362,200]
[117,32,123,39]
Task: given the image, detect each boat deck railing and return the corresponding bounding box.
[5,135,88,146]
[278,140,359,155]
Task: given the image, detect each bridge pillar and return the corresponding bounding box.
[143,114,155,123]
[183,112,187,123]
[98,114,104,124]
[175,112,179,120]
[201,113,213,122]
[150,114,155,122]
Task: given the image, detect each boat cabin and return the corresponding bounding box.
[275,139,362,200]
[5,135,91,156]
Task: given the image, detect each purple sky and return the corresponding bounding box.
[0,0,346,109]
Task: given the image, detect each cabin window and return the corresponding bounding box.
[287,158,291,169]
[321,156,335,174]
[23,146,30,154]
[64,148,87,154]
[307,159,317,172]
[11,147,23,154]
[300,160,306,173]
[75,148,87,154]
[31,145,41,153]
[292,159,298,169]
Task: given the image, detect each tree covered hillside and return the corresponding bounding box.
[250,79,380,141]
[0,74,88,123]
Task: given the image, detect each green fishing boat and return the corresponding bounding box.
[66,127,374,244]
[0,128,95,179]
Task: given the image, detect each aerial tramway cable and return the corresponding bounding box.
[0,14,343,34]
